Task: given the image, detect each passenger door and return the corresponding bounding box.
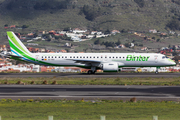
[154,55,158,63]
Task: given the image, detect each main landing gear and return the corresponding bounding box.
[87,70,95,74]
[87,66,96,74]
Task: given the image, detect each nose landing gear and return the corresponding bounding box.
[155,67,159,74]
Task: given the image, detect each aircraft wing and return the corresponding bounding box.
[67,59,101,64]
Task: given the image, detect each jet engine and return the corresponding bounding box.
[101,62,119,72]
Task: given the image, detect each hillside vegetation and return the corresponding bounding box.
[0,0,180,44]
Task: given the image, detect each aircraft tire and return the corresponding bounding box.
[87,70,95,74]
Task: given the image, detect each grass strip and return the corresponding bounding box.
[0,99,180,120]
[0,77,180,86]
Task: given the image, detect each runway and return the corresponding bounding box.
[0,85,180,101]
[0,72,180,78]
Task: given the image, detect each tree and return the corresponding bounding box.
[4,24,8,27]
[139,43,143,46]
[22,25,29,29]
[94,39,100,44]
[104,29,110,34]
[33,33,38,38]
[115,39,121,46]
[125,43,130,47]
[168,44,171,48]
[34,2,50,10]
[152,37,155,40]
[81,5,101,21]
[173,55,180,62]
[172,0,180,5]
[6,2,13,10]
[63,27,70,31]
[166,19,180,31]
[172,51,178,56]
[121,29,127,33]
[156,39,160,42]
[134,0,145,8]
[55,36,60,40]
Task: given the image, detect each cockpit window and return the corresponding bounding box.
[162,56,169,59]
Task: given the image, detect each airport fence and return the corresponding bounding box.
[46,115,158,120]
[48,115,158,120]
[0,115,159,120]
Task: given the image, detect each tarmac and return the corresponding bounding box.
[0,72,180,78]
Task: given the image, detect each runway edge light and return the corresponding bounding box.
[153,116,158,120]
[100,115,106,120]
[48,116,53,120]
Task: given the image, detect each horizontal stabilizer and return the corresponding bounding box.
[0,52,22,58]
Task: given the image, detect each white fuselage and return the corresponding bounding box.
[31,53,176,68]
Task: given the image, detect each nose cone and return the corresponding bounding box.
[172,61,176,66]
[168,59,176,66]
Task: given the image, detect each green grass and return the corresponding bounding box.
[1,76,180,86]
[0,99,180,120]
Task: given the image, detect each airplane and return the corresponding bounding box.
[5,31,176,74]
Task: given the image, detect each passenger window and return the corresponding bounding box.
[87,57,88,58]
[45,56,47,58]
[90,57,91,58]
[83,56,85,58]
[73,56,75,58]
[94,56,95,58]
[80,57,82,58]
[62,56,64,58]
[119,57,121,58]
[65,56,67,58]
[109,57,111,58]
[55,56,56,58]
[42,56,43,58]
[48,56,50,58]
[116,57,118,58]
[77,56,78,58]
[70,56,72,58]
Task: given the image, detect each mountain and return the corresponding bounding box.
[0,0,180,42]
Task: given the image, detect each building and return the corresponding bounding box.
[73,28,87,33]
[111,30,120,35]
[149,29,157,33]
